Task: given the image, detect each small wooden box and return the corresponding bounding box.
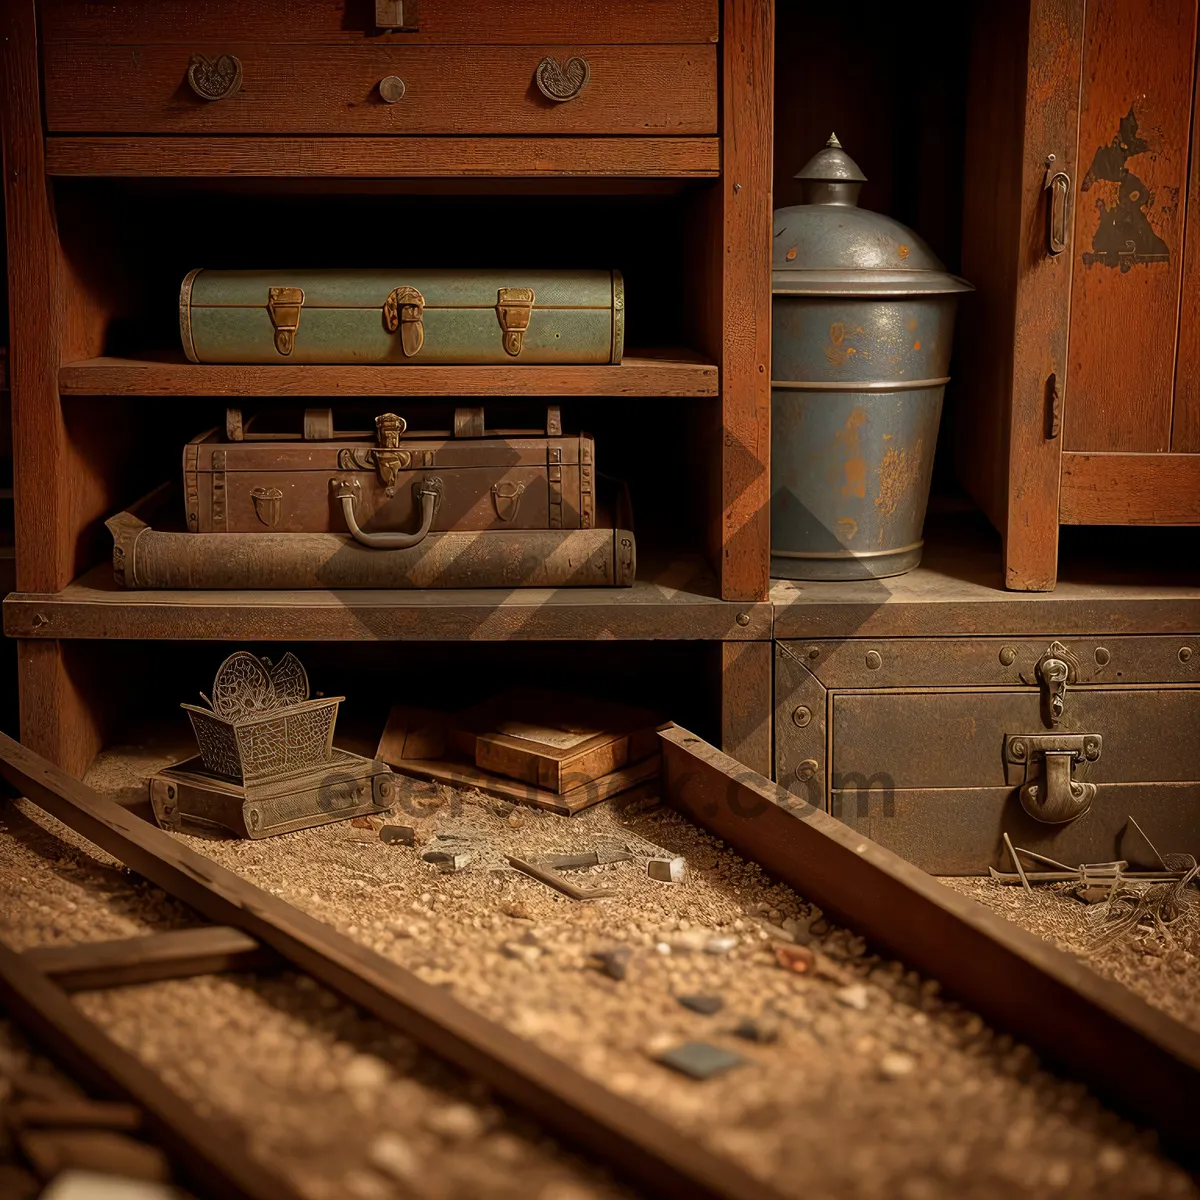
[149,749,395,839]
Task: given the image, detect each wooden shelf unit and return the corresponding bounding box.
[1,0,773,779]
[58,351,718,399]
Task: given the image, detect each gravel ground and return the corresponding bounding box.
[940,877,1200,1032]
[0,800,630,1200]
[62,742,1199,1200]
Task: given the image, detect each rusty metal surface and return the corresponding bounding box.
[770,138,971,581]
[660,725,1200,1163]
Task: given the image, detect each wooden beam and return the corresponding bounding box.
[0,730,777,1200]
[1059,452,1200,524]
[658,725,1200,1162]
[23,927,277,992]
[44,137,721,179]
[0,937,299,1200]
[720,640,772,777]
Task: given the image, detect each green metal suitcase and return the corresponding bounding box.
[179,268,624,365]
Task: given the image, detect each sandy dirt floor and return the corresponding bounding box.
[4,741,1188,1200]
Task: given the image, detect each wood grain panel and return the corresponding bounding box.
[1059,451,1200,523]
[714,0,773,601]
[39,0,720,45]
[720,640,772,777]
[17,640,104,776]
[44,44,716,136]
[59,352,718,398]
[1064,0,1198,452]
[44,137,721,179]
[1172,61,1200,451]
[958,0,1084,591]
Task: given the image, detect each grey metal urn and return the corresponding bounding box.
[770,135,973,580]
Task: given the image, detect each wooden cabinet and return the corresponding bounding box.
[1,0,773,777]
[958,0,1200,591]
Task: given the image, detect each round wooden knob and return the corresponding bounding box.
[379,75,407,103]
[186,53,243,102]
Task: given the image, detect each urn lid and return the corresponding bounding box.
[773,135,972,297]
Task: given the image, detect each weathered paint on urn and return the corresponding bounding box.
[771,135,972,580]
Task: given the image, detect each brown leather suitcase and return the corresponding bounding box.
[184,405,596,545]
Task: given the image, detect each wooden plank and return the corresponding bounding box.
[1065,0,1198,452]
[22,927,277,992]
[1173,57,1200,451]
[0,730,778,1200]
[59,352,718,399]
[719,640,772,777]
[1059,452,1200,523]
[1,0,71,593]
[2,562,774,642]
[958,0,1083,591]
[714,0,773,602]
[39,0,721,44]
[44,137,721,179]
[657,726,1200,1162]
[0,937,299,1200]
[17,640,103,778]
[44,44,716,137]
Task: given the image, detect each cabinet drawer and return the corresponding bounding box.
[775,636,1200,874]
[43,43,717,136]
[39,1,720,45]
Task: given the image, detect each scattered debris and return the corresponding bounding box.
[366,1131,420,1185]
[379,824,416,846]
[507,856,615,902]
[423,1102,487,1142]
[835,984,871,1011]
[422,834,474,873]
[731,1016,779,1044]
[540,849,633,870]
[18,1129,170,1184]
[676,993,724,1016]
[879,1052,917,1080]
[647,857,687,884]
[655,1041,748,1080]
[773,943,815,974]
[39,1171,179,1200]
[502,941,543,965]
[704,935,739,956]
[589,947,632,981]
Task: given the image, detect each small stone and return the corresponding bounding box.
[1097,1146,1126,1174]
[342,1168,392,1199]
[342,1054,390,1092]
[704,935,739,956]
[773,943,815,973]
[666,929,711,952]
[590,947,632,981]
[379,825,416,846]
[836,984,870,1011]
[879,1051,916,1079]
[501,899,534,920]
[647,857,687,884]
[507,810,525,829]
[429,852,472,873]
[781,918,812,945]
[1044,1160,1072,1189]
[366,1131,420,1184]
[424,1102,486,1141]
[760,921,794,943]
[502,942,542,965]
[731,1017,779,1044]
[809,919,829,935]
[655,1042,748,1080]
[813,954,852,985]
[677,993,724,1015]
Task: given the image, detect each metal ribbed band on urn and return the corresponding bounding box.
[770,135,973,580]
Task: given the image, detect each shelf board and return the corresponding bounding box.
[45,136,721,179]
[3,557,771,643]
[59,350,718,398]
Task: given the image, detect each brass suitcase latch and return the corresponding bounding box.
[384,286,426,358]
[1005,733,1102,825]
[497,287,535,357]
[266,287,304,356]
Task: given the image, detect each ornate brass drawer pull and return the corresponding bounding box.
[378,75,406,103]
[187,53,243,102]
[535,56,590,103]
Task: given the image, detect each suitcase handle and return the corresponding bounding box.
[330,476,442,549]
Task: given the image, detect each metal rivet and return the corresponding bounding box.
[1094,647,1110,666]
[733,182,742,193]
[1180,646,1195,664]
[794,758,818,782]
[865,650,882,670]
[735,612,751,627]
[792,705,812,728]
[1010,740,1026,760]
[379,75,406,103]
[806,646,821,659]
[998,646,1017,666]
